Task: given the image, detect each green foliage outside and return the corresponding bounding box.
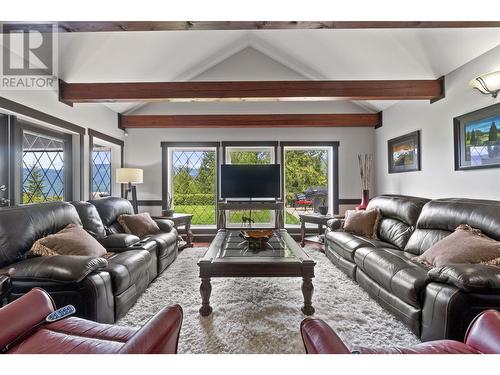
[22,166,63,204]
[175,205,300,226]
[284,150,327,205]
[171,150,326,226]
[229,151,271,165]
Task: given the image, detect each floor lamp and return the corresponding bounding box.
[116,168,143,214]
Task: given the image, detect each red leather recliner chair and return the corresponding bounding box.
[0,288,183,354]
[301,309,500,354]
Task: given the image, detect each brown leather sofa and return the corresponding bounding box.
[325,195,500,341]
[0,199,178,323]
[0,288,183,354]
[300,309,500,354]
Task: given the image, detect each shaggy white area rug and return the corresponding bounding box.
[118,246,420,354]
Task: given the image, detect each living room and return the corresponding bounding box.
[1,0,500,373]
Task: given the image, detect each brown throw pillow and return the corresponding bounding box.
[117,213,161,237]
[30,224,107,257]
[343,208,380,239]
[413,224,500,267]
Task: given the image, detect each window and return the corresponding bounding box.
[282,143,338,226]
[21,129,71,204]
[163,143,219,226]
[224,144,276,228]
[91,144,112,198]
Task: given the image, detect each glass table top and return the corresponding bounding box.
[217,230,296,259]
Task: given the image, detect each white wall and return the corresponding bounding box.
[374,45,500,200]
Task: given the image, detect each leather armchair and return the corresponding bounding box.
[0,288,183,354]
[301,309,500,354]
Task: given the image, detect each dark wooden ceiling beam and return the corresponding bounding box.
[39,21,500,32]
[119,113,382,129]
[60,78,445,104]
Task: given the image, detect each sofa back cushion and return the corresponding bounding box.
[405,198,500,255]
[71,201,106,238]
[88,197,134,234]
[366,195,430,249]
[0,202,82,267]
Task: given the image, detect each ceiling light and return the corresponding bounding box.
[470,71,500,98]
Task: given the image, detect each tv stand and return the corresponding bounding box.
[217,201,284,229]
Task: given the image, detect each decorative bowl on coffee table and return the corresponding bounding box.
[239,229,274,251]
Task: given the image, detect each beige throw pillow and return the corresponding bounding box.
[117,212,161,237]
[30,224,107,257]
[343,208,380,239]
[413,224,500,267]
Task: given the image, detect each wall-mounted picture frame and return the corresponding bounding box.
[454,102,500,171]
[387,130,421,174]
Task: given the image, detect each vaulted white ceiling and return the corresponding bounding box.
[54,28,500,113]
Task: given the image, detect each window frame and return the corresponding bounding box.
[280,141,339,226]
[88,128,124,200]
[161,141,220,227]
[14,120,73,205]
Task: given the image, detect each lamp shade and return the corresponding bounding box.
[116,168,143,184]
[470,71,500,97]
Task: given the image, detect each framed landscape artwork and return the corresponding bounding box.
[454,103,500,170]
[387,130,421,173]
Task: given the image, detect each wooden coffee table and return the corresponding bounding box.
[197,229,316,316]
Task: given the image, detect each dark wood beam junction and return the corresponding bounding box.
[119,113,382,129]
[18,21,500,32]
[60,78,445,104]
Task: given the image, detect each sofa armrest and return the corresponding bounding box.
[0,288,55,350]
[98,234,140,249]
[119,304,183,354]
[326,218,343,231]
[300,318,351,354]
[428,264,500,292]
[8,256,108,283]
[154,219,175,233]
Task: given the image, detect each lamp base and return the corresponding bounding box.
[124,183,139,214]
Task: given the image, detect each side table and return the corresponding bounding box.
[299,213,342,247]
[153,213,193,250]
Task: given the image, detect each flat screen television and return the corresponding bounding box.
[220,164,280,199]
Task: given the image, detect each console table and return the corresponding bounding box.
[217,201,284,229]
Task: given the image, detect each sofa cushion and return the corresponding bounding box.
[104,250,151,294]
[148,232,178,257]
[366,195,430,249]
[118,213,161,238]
[414,224,500,267]
[405,198,500,255]
[89,197,134,234]
[0,202,82,268]
[354,247,429,307]
[30,224,107,257]
[343,208,380,238]
[70,201,106,238]
[326,231,397,262]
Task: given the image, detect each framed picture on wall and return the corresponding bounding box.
[454,103,500,170]
[387,130,421,173]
